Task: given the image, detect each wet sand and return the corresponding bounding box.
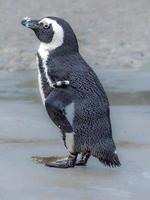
[0,71,150,200]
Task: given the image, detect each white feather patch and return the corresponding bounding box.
[38,44,53,88]
[36,57,45,103]
[65,102,75,126]
[38,69,45,103]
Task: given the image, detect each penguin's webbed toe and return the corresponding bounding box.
[45,154,77,168]
[76,160,87,166]
[45,159,70,168]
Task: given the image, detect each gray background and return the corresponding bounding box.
[1,0,150,71]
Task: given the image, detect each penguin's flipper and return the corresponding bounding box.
[45,153,77,168]
[45,88,73,133]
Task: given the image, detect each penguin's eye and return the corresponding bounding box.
[39,22,50,29]
[43,24,50,29]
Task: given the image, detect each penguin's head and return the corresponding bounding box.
[21,16,78,52]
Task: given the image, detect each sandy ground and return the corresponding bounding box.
[1,0,150,71]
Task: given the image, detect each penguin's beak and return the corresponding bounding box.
[21,17,39,29]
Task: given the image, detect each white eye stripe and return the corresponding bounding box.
[39,19,50,26]
[38,18,64,51]
[39,21,50,28]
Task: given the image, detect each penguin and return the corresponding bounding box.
[21,16,121,168]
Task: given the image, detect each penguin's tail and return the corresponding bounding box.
[98,151,121,168]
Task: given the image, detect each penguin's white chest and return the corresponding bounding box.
[37,44,53,103]
[37,69,45,103]
[38,45,53,86]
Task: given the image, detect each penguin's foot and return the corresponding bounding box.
[76,152,90,166]
[76,159,86,166]
[45,153,77,168]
